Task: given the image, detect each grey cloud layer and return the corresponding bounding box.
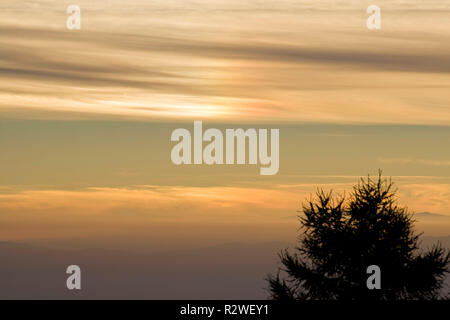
[3,25,450,82]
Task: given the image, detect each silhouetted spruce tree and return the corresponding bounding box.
[268,172,449,300]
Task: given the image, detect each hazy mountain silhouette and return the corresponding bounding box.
[0,241,288,299]
[0,236,448,299]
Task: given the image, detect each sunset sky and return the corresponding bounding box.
[0,0,449,298]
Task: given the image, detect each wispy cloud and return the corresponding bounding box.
[1,1,450,123]
[379,157,450,166]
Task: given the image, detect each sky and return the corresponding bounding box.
[0,0,449,298]
[1,1,450,123]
